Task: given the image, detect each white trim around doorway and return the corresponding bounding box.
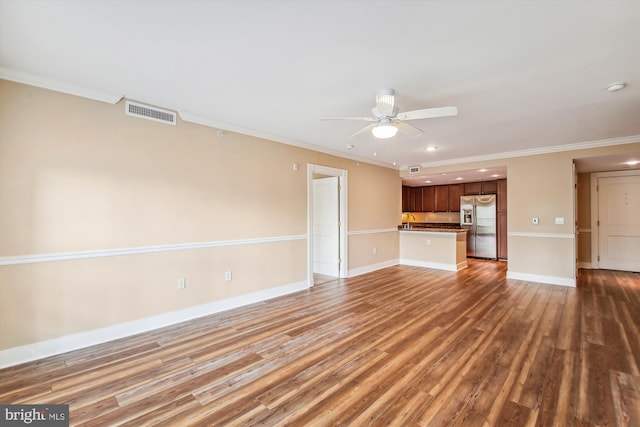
[307,164,348,286]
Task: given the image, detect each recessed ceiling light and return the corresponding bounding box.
[607,82,626,92]
[491,174,500,177]
[425,180,432,183]
[624,160,639,165]
[441,173,447,176]
[346,144,354,149]
[478,169,488,172]
[455,177,463,181]
[426,146,437,152]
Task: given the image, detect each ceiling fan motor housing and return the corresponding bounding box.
[375,89,396,116]
[372,106,399,119]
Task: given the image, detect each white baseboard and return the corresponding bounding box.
[348,259,399,277]
[506,271,576,287]
[399,259,465,272]
[0,280,309,369]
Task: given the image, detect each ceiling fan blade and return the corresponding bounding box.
[349,123,376,139]
[396,106,458,121]
[320,116,376,121]
[395,121,424,137]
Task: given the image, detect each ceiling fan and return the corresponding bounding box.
[322,89,457,139]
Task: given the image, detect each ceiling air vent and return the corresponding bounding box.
[125,101,176,125]
[409,166,421,174]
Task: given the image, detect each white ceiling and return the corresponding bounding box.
[1,1,639,181]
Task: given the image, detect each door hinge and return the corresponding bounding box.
[338,258,342,264]
[338,184,341,191]
[597,255,600,261]
[597,220,600,226]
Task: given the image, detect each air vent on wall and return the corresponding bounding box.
[409,166,421,174]
[125,101,176,125]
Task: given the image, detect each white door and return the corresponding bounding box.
[313,176,340,276]
[597,175,640,272]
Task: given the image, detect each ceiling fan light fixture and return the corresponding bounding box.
[372,124,398,139]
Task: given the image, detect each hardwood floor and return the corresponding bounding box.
[1,260,639,426]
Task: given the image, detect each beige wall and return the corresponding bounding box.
[400,141,640,283]
[0,80,401,350]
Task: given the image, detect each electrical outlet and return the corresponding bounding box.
[225,271,232,281]
[426,240,431,246]
[373,247,377,254]
[555,217,564,225]
[177,278,186,289]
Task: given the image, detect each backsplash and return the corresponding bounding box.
[402,211,460,224]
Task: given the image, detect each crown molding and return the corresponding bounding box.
[0,68,123,104]
[178,110,397,170]
[0,71,395,169]
[402,135,640,170]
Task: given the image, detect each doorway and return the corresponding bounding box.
[308,164,348,286]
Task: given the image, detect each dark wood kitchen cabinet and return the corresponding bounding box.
[402,183,465,212]
[497,179,507,259]
[409,187,423,212]
[422,186,435,212]
[498,211,508,259]
[463,182,481,195]
[448,183,463,212]
[402,186,411,212]
[482,180,498,194]
[434,185,449,212]
[497,179,507,211]
[464,180,498,195]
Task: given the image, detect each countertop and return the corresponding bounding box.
[398,222,465,233]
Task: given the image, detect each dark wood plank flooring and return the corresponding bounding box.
[1,260,639,426]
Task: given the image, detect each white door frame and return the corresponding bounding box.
[308,164,348,286]
[590,169,640,269]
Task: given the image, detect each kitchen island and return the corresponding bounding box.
[399,227,467,271]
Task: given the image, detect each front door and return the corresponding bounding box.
[597,174,640,272]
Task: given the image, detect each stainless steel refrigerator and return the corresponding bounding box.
[460,194,497,259]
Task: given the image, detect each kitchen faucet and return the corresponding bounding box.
[406,214,415,229]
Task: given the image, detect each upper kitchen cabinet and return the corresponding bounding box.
[401,183,464,212]
[464,182,481,195]
[402,186,411,212]
[482,180,498,194]
[464,180,498,195]
[448,184,463,212]
[409,186,423,212]
[434,185,449,212]
[422,186,435,212]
